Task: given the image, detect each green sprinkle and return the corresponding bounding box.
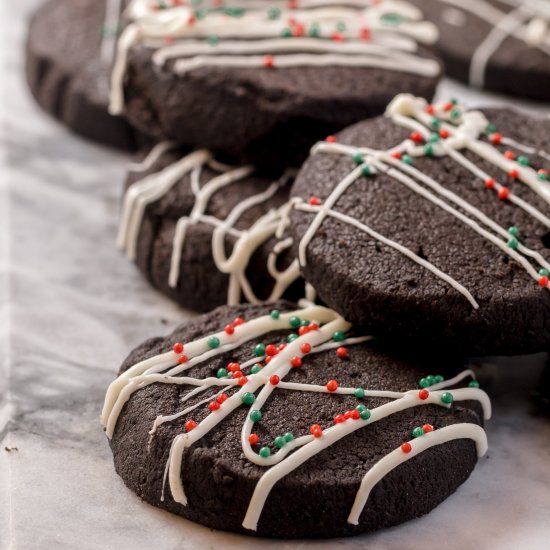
[274,436,286,449]
[336,21,347,32]
[284,432,295,442]
[412,426,424,438]
[289,316,301,328]
[537,171,548,181]
[216,368,228,379]
[361,164,372,176]
[485,123,497,135]
[451,108,461,120]
[309,23,321,37]
[259,446,271,458]
[267,7,281,20]
[207,336,220,349]
[434,375,444,384]
[424,144,434,157]
[281,27,292,38]
[300,319,311,327]
[241,392,256,406]
[250,409,262,422]
[207,35,219,45]
[441,392,454,405]
[380,12,403,25]
[402,154,414,165]
[270,309,280,320]
[450,97,458,105]
[254,343,266,357]
[195,8,208,19]
[251,364,262,375]
[356,403,367,412]
[354,387,366,399]
[419,377,430,389]
[287,333,299,343]
[426,375,437,386]
[539,268,550,277]
[353,151,364,164]
[507,237,519,250]
[332,330,345,342]
[431,117,441,130]
[517,155,529,166]
[468,380,480,388]
[507,226,520,237]
[428,133,440,143]
[360,409,371,420]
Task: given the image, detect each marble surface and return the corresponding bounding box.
[2,2,550,549]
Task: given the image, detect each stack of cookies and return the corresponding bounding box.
[26,0,550,540]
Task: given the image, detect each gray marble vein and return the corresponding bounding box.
[1,1,550,549]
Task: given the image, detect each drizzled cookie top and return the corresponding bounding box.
[109,0,439,114]
[101,304,490,531]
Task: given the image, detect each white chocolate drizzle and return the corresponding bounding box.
[118,146,302,305]
[434,0,550,88]
[109,0,439,114]
[295,94,550,309]
[101,305,491,530]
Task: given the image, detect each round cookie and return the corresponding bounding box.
[101,301,490,538]
[119,143,306,312]
[26,0,141,149]
[290,94,550,356]
[409,0,550,100]
[108,0,441,166]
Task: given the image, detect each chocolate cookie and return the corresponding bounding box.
[409,0,550,100]
[102,302,490,538]
[290,94,550,356]
[108,0,441,166]
[26,0,141,149]
[119,143,306,312]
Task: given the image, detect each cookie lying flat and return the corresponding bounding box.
[101,302,490,538]
[409,0,550,100]
[26,0,140,149]
[290,94,550,356]
[108,0,440,166]
[119,143,305,312]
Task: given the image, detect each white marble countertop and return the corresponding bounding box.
[1,2,550,549]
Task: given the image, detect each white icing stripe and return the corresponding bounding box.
[101,0,123,64]
[501,136,550,163]
[101,306,489,530]
[109,0,439,114]
[119,147,303,306]
[347,423,487,525]
[128,141,177,172]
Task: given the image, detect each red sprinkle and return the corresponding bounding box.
[508,169,519,179]
[410,131,424,144]
[425,104,435,114]
[265,356,272,364]
[349,409,361,420]
[217,393,228,404]
[308,196,321,206]
[336,347,348,358]
[490,132,502,145]
[263,55,275,68]
[391,151,402,160]
[498,187,510,200]
[326,135,337,143]
[418,389,430,400]
[248,433,259,445]
[290,356,302,368]
[484,178,495,189]
[310,424,323,438]
[504,150,515,160]
[227,362,241,372]
[270,375,280,385]
[326,379,338,392]
[300,343,312,354]
[401,442,412,453]
[334,414,346,424]
[439,129,450,139]
[238,376,249,386]
[233,317,245,326]
[298,326,308,336]
[330,32,345,42]
[184,420,197,432]
[278,343,286,351]
[538,276,549,287]
[360,27,370,41]
[233,371,243,379]
[309,323,319,331]
[224,324,235,335]
[443,101,454,112]
[422,424,434,433]
[265,344,278,357]
[178,355,188,364]
[208,401,220,411]
[173,342,184,354]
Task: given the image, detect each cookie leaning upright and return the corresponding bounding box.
[108,0,441,165]
[409,0,550,100]
[290,94,550,356]
[101,301,490,538]
[25,0,141,149]
[119,143,306,312]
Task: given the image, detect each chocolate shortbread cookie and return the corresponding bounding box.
[26,0,141,149]
[290,94,550,356]
[102,302,490,538]
[108,0,441,166]
[119,143,305,311]
[410,0,550,100]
